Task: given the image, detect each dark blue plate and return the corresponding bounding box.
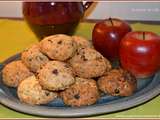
[0,54,160,117]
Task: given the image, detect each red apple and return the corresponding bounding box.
[92,18,131,61]
[120,31,160,78]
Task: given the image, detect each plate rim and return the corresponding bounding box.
[0,54,160,117]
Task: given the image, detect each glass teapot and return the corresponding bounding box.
[23,2,93,39]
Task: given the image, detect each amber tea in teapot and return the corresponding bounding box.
[23,2,93,39]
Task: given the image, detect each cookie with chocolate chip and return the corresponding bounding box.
[60,77,99,107]
[37,61,75,91]
[17,76,57,105]
[72,36,93,49]
[97,68,137,96]
[39,34,77,61]
[21,44,49,73]
[69,48,111,78]
[2,60,33,87]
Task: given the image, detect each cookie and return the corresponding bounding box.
[2,60,33,87]
[104,58,112,73]
[39,34,77,61]
[72,36,92,49]
[21,44,49,73]
[69,48,111,78]
[60,77,99,107]
[17,76,57,105]
[38,61,75,91]
[98,68,137,96]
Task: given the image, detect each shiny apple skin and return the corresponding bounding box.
[120,31,160,78]
[92,18,132,61]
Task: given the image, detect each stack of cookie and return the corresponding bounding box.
[2,34,137,107]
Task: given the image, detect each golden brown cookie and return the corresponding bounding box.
[17,76,57,105]
[21,44,49,73]
[60,77,99,107]
[69,48,111,78]
[72,35,92,49]
[39,34,77,61]
[38,61,75,91]
[98,69,137,96]
[2,60,33,87]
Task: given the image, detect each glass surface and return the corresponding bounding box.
[22,2,92,39]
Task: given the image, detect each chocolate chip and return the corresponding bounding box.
[52,69,58,75]
[58,40,62,44]
[99,56,103,59]
[83,58,88,61]
[48,39,53,43]
[96,56,103,61]
[114,88,120,94]
[45,92,50,96]
[64,64,70,68]
[74,94,80,99]
[93,77,99,81]
[76,52,79,55]
[90,96,94,99]
[81,55,87,61]
[28,58,32,61]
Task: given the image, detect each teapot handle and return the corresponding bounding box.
[83,2,93,11]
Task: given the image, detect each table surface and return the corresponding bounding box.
[0,19,159,118]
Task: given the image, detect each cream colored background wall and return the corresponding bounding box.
[0,1,160,21]
[0,2,22,18]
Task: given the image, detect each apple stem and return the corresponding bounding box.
[143,32,145,40]
[109,17,114,26]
